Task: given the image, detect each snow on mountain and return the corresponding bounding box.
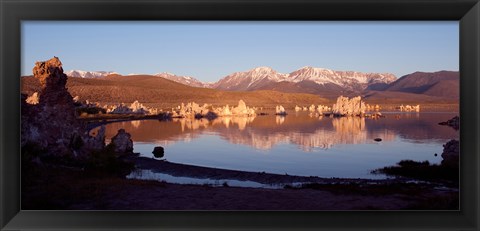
[288,66,397,91]
[212,66,289,91]
[66,70,119,78]
[154,72,208,88]
[66,66,397,93]
[213,66,396,92]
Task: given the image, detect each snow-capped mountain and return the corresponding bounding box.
[212,66,397,92]
[154,72,208,88]
[66,70,119,78]
[66,66,397,95]
[288,66,397,92]
[212,66,289,91]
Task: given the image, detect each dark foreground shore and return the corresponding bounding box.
[22,156,459,210]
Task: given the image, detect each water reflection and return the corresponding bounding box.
[127,169,284,189]
[275,116,285,125]
[91,112,459,178]
[93,112,458,152]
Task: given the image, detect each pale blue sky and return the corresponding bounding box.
[22,21,458,82]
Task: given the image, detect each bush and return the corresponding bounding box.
[372,159,459,184]
[85,145,135,176]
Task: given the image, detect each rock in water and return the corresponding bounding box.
[441,139,459,167]
[374,138,382,142]
[275,105,287,115]
[152,146,165,158]
[332,95,366,116]
[110,129,134,154]
[438,116,460,130]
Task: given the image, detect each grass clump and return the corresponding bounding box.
[372,160,459,184]
[84,145,135,177]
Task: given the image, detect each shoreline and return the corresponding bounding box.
[21,152,459,210]
[125,155,428,186]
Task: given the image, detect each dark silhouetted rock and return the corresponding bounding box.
[374,138,382,142]
[441,139,459,167]
[438,116,459,130]
[21,57,106,158]
[152,146,165,158]
[110,129,134,154]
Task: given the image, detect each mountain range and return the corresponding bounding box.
[65,70,119,78]
[64,67,458,100]
[153,72,209,88]
[65,66,397,94]
[212,66,396,93]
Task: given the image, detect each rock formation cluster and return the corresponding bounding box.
[21,57,131,158]
[171,100,256,119]
[332,96,366,116]
[105,100,155,114]
[365,104,381,111]
[398,104,420,112]
[294,104,331,115]
[315,105,331,115]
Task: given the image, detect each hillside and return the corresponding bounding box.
[256,80,355,99]
[21,75,330,110]
[384,71,459,98]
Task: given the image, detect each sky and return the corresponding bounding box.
[22,21,458,82]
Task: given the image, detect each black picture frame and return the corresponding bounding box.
[1,0,479,230]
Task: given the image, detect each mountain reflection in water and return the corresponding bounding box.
[94,112,457,151]
[91,112,458,178]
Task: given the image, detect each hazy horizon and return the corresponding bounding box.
[22,21,459,81]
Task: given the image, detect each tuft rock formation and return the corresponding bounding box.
[332,96,366,116]
[21,57,121,159]
[275,105,287,115]
[26,92,39,105]
[398,104,420,112]
[228,100,256,116]
[109,129,134,154]
[316,105,331,115]
[106,100,153,114]
[171,100,256,118]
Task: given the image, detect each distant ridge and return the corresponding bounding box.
[21,74,330,109]
[154,72,208,88]
[61,68,459,101]
[383,71,459,98]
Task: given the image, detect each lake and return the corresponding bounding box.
[92,111,459,180]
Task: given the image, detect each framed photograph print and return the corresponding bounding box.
[1,0,479,230]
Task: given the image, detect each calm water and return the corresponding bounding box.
[93,112,459,180]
